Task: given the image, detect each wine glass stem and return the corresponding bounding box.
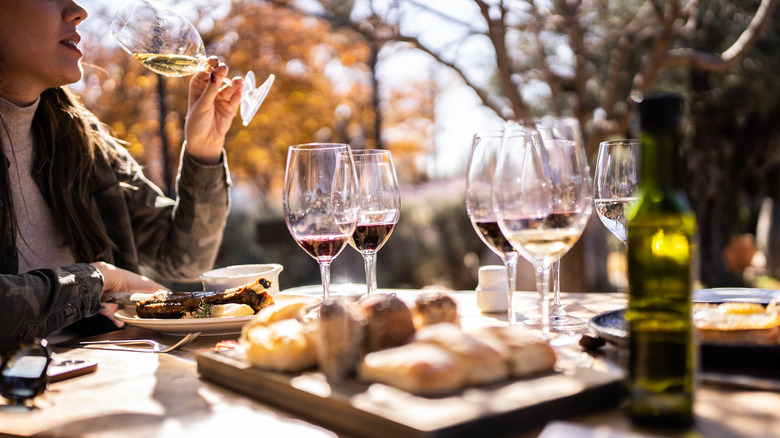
[319,261,332,300]
[534,263,552,335]
[363,251,378,296]
[550,258,565,317]
[503,253,518,325]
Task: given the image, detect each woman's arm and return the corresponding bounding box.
[0,262,164,353]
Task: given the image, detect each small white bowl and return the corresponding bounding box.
[199,263,284,295]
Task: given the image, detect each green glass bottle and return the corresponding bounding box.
[625,94,697,428]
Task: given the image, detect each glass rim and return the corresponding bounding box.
[598,139,639,147]
[348,149,392,156]
[288,143,351,151]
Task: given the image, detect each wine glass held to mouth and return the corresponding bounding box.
[348,150,401,297]
[109,0,274,126]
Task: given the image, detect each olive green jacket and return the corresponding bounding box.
[0,140,230,353]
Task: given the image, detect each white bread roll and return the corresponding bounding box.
[358,293,416,353]
[241,318,318,372]
[468,325,556,378]
[411,291,460,329]
[414,323,508,386]
[357,342,466,396]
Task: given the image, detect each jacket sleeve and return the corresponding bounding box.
[121,147,231,281]
[0,263,103,353]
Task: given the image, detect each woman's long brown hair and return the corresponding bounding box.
[0,87,118,263]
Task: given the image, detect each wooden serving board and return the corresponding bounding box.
[197,349,622,438]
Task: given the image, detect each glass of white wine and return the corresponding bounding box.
[110,0,274,126]
[494,131,593,334]
[594,139,640,246]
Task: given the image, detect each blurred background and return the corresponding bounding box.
[75,0,780,293]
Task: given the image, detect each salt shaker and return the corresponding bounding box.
[476,265,508,313]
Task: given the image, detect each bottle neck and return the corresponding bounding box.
[638,128,683,195]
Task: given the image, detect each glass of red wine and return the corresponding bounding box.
[283,144,359,299]
[348,150,401,296]
[466,125,523,324]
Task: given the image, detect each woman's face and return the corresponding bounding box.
[0,0,88,105]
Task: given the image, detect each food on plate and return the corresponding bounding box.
[207,303,255,318]
[241,318,319,372]
[693,300,780,346]
[318,297,366,381]
[357,342,466,396]
[136,278,274,319]
[468,325,557,378]
[252,297,316,325]
[414,323,507,386]
[411,291,460,329]
[358,293,416,353]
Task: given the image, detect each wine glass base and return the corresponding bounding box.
[549,314,588,329]
[522,315,588,331]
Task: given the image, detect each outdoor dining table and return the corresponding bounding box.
[1,289,779,437]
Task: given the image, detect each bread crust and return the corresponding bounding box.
[358,294,416,353]
[411,291,460,329]
[357,342,466,396]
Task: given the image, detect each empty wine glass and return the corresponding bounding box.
[535,117,590,329]
[466,125,523,324]
[283,144,359,299]
[110,0,274,126]
[349,150,401,296]
[494,131,593,334]
[594,139,640,246]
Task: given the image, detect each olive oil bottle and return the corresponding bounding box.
[625,94,697,428]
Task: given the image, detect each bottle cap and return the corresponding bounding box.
[639,94,683,132]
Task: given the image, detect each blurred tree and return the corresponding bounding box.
[287,0,778,155]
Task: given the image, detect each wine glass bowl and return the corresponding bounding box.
[110,0,206,77]
[283,144,359,299]
[466,126,523,324]
[348,150,401,296]
[594,139,640,245]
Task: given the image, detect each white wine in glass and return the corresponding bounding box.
[110,0,274,125]
[594,139,640,245]
[494,132,592,334]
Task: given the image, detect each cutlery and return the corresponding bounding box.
[75,332,201,353]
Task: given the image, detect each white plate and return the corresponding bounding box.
[115,295,320,336]
[694,287,780,304]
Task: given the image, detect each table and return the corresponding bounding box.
[1,290,779,438]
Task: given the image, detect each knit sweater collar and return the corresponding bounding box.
[0,95,40,151]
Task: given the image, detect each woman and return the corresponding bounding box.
[0,1,243,352]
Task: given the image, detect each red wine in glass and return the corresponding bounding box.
[472,220,515,258]
[350,222,397,252]
[296,234,352,260]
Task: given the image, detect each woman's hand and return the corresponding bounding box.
[91,262,168,294]
[184,56,243,165]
